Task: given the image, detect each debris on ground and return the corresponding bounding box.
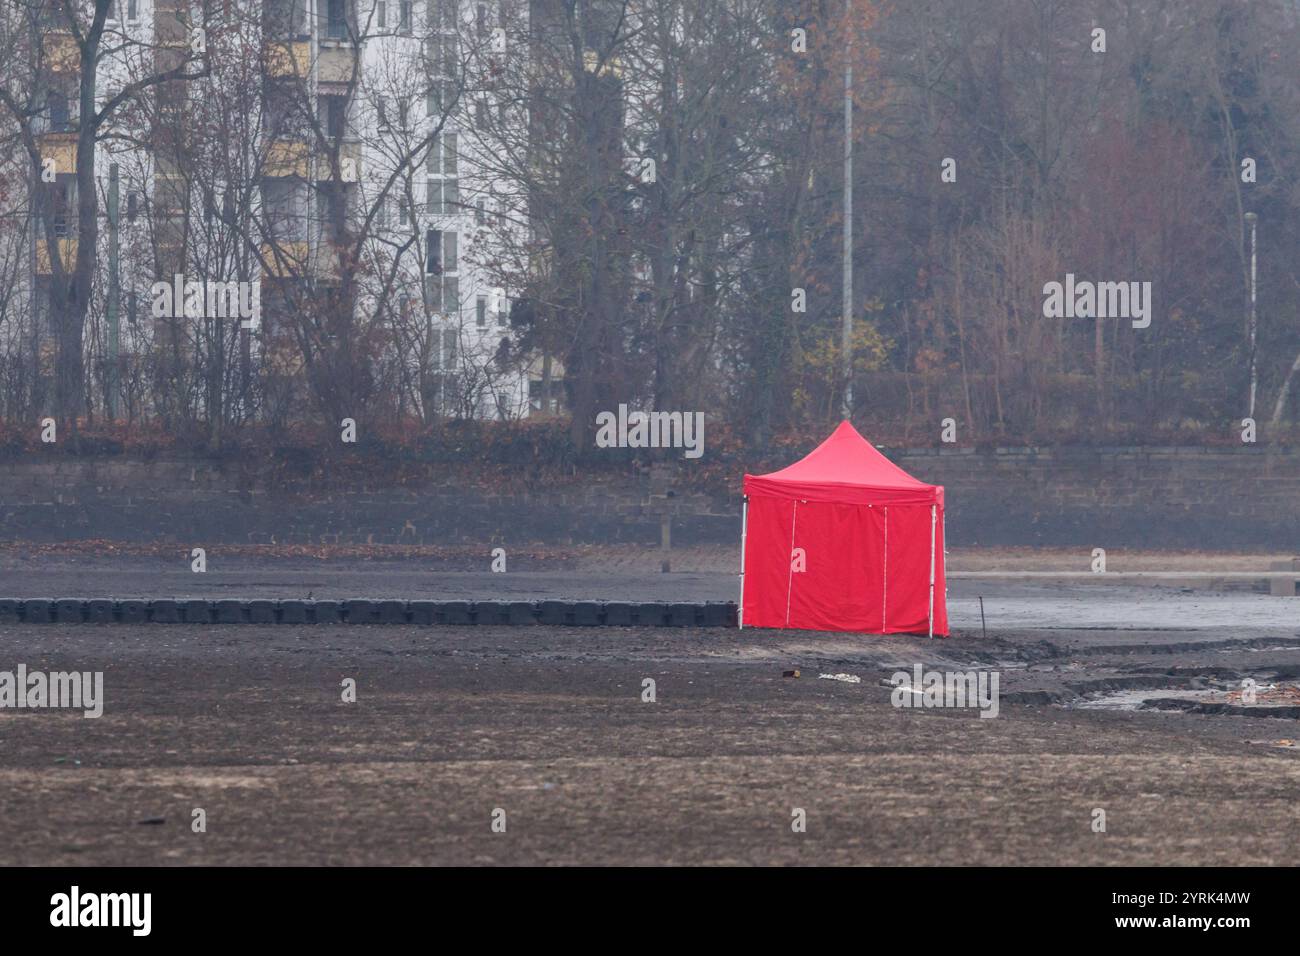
[782,669,800,678]
[1225,683,1300,705]
[818,673,861,684]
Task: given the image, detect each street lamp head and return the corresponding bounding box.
[1244,211,1258,222]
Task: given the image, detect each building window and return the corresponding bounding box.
[47,91,70,132]
[51,191,72,237]
[127,192,139,223]
[426,229,442,274]
[425,136,457,217]
[443,230,458,271]
[429,0,459,32]
[127,0,138,20]
[263,180,307,241]
[426,278,458,316]
[376,1,386,28]
[317,182,347,243]
[476,295,487,328]
[497,297,507,328]
[441,35,459,79]
[444,133,457,174]
[426,228,459,315]
[327,0,349,39]
[399,0,411,34]
[377,96,389,130]
[475,197,486,226]
[442,328,457,368]
[267,0,308,37]
[319,94,347,139]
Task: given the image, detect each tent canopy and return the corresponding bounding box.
[743,421,943,506]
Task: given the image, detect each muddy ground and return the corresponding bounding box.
[1,609,1298,865]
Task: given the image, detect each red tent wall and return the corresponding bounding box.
[740,423,949,636]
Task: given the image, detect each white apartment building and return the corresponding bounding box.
[257,0,533,419]
[11,0,539,421]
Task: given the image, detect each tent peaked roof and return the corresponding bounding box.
[743,421,943,506]
[761,420,927,488]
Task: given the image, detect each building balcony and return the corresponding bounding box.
[36,132,77,175]
[266,40,311,78]
[42,33,80,73]
[318,45,359,84]
[154,8,189,46]
[260,241,341,279]
[36,238,78,274]
[261,241,309,277]
[264,139,312,178]
[583,51,624,78]
[264,341,306,375]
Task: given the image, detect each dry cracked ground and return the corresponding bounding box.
[1,607,1299,865]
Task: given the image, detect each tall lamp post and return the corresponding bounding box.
[1245,211,1258,419]
[107,164,120,420]
[840,0,853,420]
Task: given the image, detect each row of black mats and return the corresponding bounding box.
[0,598,739,627]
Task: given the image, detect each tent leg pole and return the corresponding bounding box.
[928,504,936,639]
[942,509,948,620]
[738,498,748,629]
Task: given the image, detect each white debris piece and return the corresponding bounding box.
[818,673,861,684]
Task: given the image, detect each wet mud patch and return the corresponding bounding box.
[1070,679,1300,718]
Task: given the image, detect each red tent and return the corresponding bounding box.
[740,421,949,636]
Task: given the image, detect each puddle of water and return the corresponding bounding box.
[1073,688,1222,711]
[1075,682,1300,712]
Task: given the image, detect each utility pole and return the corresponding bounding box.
[1245,211,1258,420]
[107,163,120,420]
[841,0,854,420]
